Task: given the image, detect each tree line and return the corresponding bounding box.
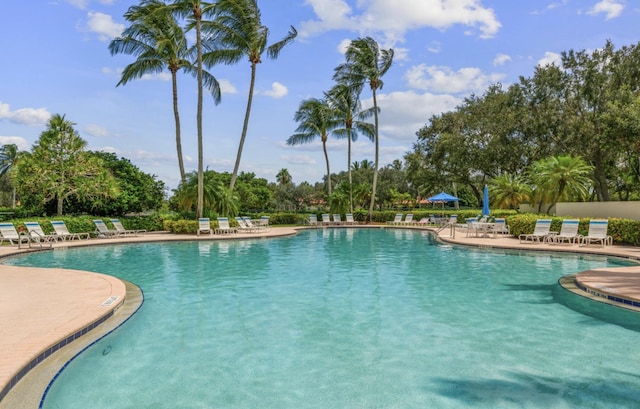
[405,40,640,211]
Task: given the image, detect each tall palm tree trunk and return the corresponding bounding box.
[171,70,186,183]
[348,131,353,213]
[229,63,257,193]
[194,5,204,218]
[323,139,331,196]
[368,89,379,221]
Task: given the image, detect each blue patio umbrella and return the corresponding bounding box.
[426,192,460,215]
[426,192,460,203]
[482,185,490,216]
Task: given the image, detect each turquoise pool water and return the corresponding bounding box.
[6,228,640,408]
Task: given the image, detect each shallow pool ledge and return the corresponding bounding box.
[562,267,640,312]
[0,265,127,405]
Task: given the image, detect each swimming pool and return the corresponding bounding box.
[7,228,640,408]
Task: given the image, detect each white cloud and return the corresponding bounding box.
[281,153,318,166]
[493,53,512,66]
[404,64,505,94]
[537,51,562,67]
[140,72,172,82]
[260,82,288,99]
[86,12,124,41]
[301,0,501,42]
[219,79,237,95]
[84,124,110,138]
[0,136,30,151]
[0,102,51,126]
[373,90,460,141]
[65,0,88,9]
[587,0,624,20]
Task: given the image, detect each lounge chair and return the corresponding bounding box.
[93,220,120,238]
[24,221,59,243]
[400,213,414,225]
[308,214,318,226]
[197,218,213,236]
[111,219,146,236]
[550,219,580,245]
[490,218,510,236]
[258,216,271,231]
[519,219,552,243]
[321,214,333,226]
[215,217,237,234]
[465,218,479,237]
[243,217,267,231]
[332,214,343,225]
[0,222,32,247]
[235,217,255,233]
[50,220,90,240]
[387,214,403,225]
[345,213,355,225]
[580,219,612,247]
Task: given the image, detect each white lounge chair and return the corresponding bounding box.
[93,220,120,238]
[401,213,414,225]
[519,219,552,243]
[550,219,580,245]
[243,217,267,231]
[321,214,333,226]
[235,217,255,233]
[345,213,355,225]
[332,214,343,225]
[215,217,237,234]
[197,218,213,236]
[308,214,318,226]
[24,221,59,243]
[50,220,90,240]
[387,214,403,225]
[580,219,612,247]
[0,222,32,247]
[111,219,145,236]
[258,216,271,231]
[490,218,510,236]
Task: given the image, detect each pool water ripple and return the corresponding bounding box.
[6,228,640,408]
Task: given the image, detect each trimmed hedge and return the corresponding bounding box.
[505,214,640,246]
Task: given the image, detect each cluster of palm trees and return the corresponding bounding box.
[286,37,393,219]
[109,0,296,218]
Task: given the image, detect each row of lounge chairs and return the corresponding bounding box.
[0,219,145,247]
[197,216,270,236]
[519,219,612,247]
[307,214,357,226]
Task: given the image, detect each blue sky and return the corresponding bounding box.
[1,0,637,190]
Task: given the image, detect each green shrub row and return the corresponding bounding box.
[505,214,640,246]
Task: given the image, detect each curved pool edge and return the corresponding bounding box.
[0,229,300,408]
[0,279,143,409]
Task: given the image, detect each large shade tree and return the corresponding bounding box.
[334,37,393,220]
[14,114,118,216]
[202,0,296,193]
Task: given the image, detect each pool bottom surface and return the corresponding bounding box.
[7,229,640,408]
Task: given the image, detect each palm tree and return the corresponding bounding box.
[201,0,296,193]
[334,37,393,220]
[170,0,216,218]
[110,0,220,185]
[529,155,594,214]
[0,144,18,208]
[276,168,292,186]
[489,173,531,209]
[325,83,374,213]
[286,98,339,196]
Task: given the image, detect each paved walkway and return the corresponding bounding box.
[1,225,640,408]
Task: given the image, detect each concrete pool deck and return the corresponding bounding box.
[1,225,640,407]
